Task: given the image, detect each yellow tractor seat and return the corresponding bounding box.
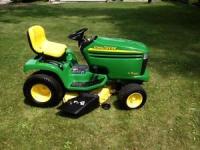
[27,25,67,58]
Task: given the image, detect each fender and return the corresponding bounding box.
[23,58,107,91]
[23,58,70,88]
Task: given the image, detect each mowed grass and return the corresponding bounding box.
[0,2,200,150]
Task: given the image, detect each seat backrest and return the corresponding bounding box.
[27,25,46,54]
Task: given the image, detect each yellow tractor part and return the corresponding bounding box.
[28,25,67,58]
[126,92,143,108]
[31,84,52,102]
[63,92,79,103]
[92,86,112,104]
[63,86,112,104]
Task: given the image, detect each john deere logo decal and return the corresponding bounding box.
[92,46,117,50]
[88,46,142,54]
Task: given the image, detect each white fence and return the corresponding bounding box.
[61,0,107,1]
[0,0,11,4]
[50,0,148,2]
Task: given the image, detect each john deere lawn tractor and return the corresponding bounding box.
[23,25,149,116]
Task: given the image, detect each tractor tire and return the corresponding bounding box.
[118,83,146,109]
[23,73,64,107]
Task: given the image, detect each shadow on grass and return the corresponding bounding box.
[1,3,200,78]
[23,98,59,108]
[24,97,82,118]
[56,106,99,119]
[112,100,128,111]
[55,111,81,119]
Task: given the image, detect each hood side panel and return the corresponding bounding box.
[86,37,149,55]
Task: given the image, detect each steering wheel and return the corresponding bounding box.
[68,28,88,41]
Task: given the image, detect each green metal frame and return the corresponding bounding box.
[24,49,107,91]
[24,36,149,92]
[83,37,149,81]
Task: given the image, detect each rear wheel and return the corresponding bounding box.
[118,83,146,109]
[23,73,64,107]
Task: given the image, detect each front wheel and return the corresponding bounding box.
[118,83,147,109]
[23,73,64,107]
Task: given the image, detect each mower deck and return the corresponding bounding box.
[58,93,99,116]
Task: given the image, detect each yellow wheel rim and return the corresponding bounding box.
[126,92,143,108]
[31,84,52,102]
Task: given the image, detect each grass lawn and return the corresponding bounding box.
[0,1,200,150]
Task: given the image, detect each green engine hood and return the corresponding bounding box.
[87,36,149,54]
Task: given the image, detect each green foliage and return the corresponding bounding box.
[0,2,200,150]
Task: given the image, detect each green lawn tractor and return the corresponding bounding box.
[23,25,149,116]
